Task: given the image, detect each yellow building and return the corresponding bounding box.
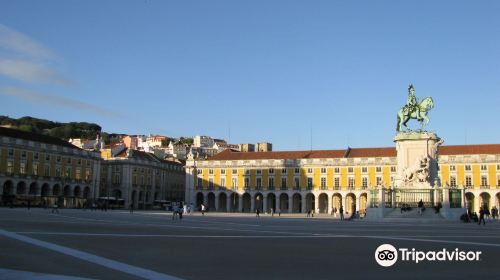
[185,145,500,215]
[0,127,101,207]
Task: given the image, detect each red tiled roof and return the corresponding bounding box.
[207,144,500,161]
[440,144,500,155]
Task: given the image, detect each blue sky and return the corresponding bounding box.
[1,0,499,150]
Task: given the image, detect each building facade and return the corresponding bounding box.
[0,127,101,207]
[100,147,185,209]
[185,145,500,215]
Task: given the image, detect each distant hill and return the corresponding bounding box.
[0,115,106,141]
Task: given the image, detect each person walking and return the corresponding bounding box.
[201,204,206,216]
[270,207,274,217]
[478,207,486,225]
[256,208,260,218]
[339,205,344,220]
[418,199,424,215]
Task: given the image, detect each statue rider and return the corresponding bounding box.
[405,84,420,119]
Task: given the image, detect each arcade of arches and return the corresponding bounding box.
[1,179,92,208]
[195,191,369,215]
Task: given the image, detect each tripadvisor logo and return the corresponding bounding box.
[375,244,482,267]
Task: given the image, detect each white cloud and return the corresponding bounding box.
[0,58,72,85]
[0,24,54,60]
[0,24,72,85]
[0,86,124,118]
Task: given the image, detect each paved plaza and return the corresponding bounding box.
[0,208,499,279]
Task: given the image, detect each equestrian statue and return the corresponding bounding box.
[396,84,434,132]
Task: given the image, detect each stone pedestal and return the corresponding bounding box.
[394,131,442,188]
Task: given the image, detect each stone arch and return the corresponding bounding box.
[359,193,368,214]
[318,193,328,213]
[29,182,38,196]
[479,192,491,210]
[16,181,27,195]
[41,183,50,197]
[346,193,356,215]
[305,193,315,212]
[113,189,122,199]
[74,186,81,198]
[83,186,91,199]
[267,193,276,213]
[229,193,239,212]
[242,193,251,212]
[196,192,204,209]
[208,192,216,211]
[279,193,289,213]
[219,192,227,212]
[3,180,14,195]
[496,192,500,209]
[292,193,302,213]
[52,184,61,196]
[131,190,137,207]
[254,193,264,212]
[465,192,475,213]
[332,193,342,211]
[63,185,72,197]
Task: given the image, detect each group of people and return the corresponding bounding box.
[460,204,499,225]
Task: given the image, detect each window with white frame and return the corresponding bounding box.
[256,178,262,189]
[348,177,354,188]
[321,168,326,174]
[465,175,472,187]
[480,165,487,171]
[362,167,367,173]
[320,177,326,188]
[221,169,226,174]
[232,178,237,189]
[334,167,340,173]
[348,167,353,173]
[269,168,274,174]
[44,165,50,176]
[20,162,26,174]
[221,178,226,187]
[450,176,456,187]
[7,161,13,173]
[376,176,382,186]
[376,167,382,172]
[362,177,368,188]
[8,149,14,158]
[197,178,203,188]
[307,177,313,189]
[465,165,471,171]
[269,177,274,188]
[245,169,250,175]
[295,168,300,174]
[256,169,261,175]
[390,166,396,172]
[307,168,313,174]
[244,177,249,188]
[209,178,214,188]
[334,177,340,189]
[281,168,287,174]
[481,175,487,187]
[450,165,456,171]
[209,169,214,175]
[281,177,287,188]
[294,177,300,188]
[232,169,237,174]
[32,163,38,176]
